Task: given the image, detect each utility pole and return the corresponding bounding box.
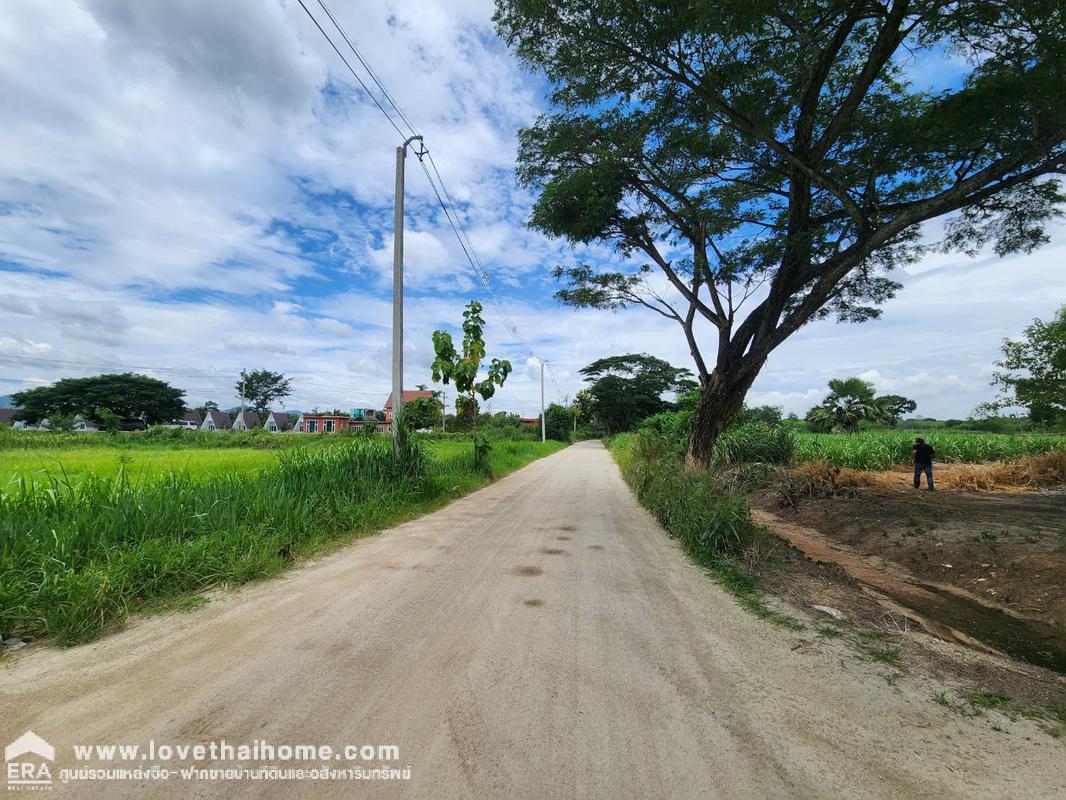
[540,361,546,442]
[391,135,423,442]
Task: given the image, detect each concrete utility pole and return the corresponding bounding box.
[540,361,546,442]
[391,135,423,440]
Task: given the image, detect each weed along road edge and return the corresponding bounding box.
[0,442,1059,799]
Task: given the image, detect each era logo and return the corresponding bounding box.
[5,731,54,789]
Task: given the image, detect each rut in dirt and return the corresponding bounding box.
[757,509,1066,674]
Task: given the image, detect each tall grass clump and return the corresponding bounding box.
[0,436,563,644]
[712,422,796,466]
[613,430,764,558]
[638,411,795,467]
[610,430,796,625]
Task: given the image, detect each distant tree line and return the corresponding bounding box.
[11,373,185,425]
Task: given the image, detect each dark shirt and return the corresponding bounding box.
[913,443,935,465]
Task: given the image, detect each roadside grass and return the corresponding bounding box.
[609,431,803,631]
[0,436,564,645]
[618,420,1066,733]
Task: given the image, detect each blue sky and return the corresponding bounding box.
[1,0,1064,419]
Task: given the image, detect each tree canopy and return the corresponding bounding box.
[403,394,443,431]
[544,402,576,441]
[579,353,694,433]
[879,393,918,426]
[981,304,1066,425]
[11,373,185,424]
[237,369,292,417]
[496,0,1066,465]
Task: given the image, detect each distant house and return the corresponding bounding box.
[293,413,351,434]
[231,410,260,431]
[0,408,15,427]
[73,415,98,432]
[182,410,203,427]
[201,410,232,431]
[262,412,290,433]
[383,390,435,426]
[520,417,539,428]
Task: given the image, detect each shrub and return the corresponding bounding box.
[638,409,691,456]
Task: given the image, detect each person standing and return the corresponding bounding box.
[912,437,935,491]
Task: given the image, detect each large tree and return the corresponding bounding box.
[236,369,292,418]
[544,402,577,441]
[11,373,184,423]
[879,393,918,426]
[403,394,444,431]
[580,353,695,432]
[980,304,1066,425]
[496,1,1066,467]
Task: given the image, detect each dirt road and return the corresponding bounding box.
[1,442,1060,798]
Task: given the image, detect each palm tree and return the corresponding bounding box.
[806,378,891,433]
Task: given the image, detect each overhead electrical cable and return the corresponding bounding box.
[298,0,566,403]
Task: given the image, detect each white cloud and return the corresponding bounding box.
[224,335,293,355]
[315,317,355,336]
[0,0,1064,420]
[0,334,53,357]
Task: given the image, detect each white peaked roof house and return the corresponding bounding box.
[231,410,260,430]
[263,412,289,432]
[200,410,232,431]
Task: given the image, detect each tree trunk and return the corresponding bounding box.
[685,367,762,470]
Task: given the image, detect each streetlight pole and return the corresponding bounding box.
[391,135,423,441]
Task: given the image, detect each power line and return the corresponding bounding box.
[313,0,418,136]
[421,152,539,358]
[544,362,566,400]
[293,0,408,140]
[297,0,566,403]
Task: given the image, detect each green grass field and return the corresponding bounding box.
[0,434,566,645]
[0,437,497,487]
[0,448,276,486]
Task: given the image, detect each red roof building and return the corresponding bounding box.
[383,390,435,425]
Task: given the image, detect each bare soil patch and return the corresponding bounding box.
[748,474,1066,714]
